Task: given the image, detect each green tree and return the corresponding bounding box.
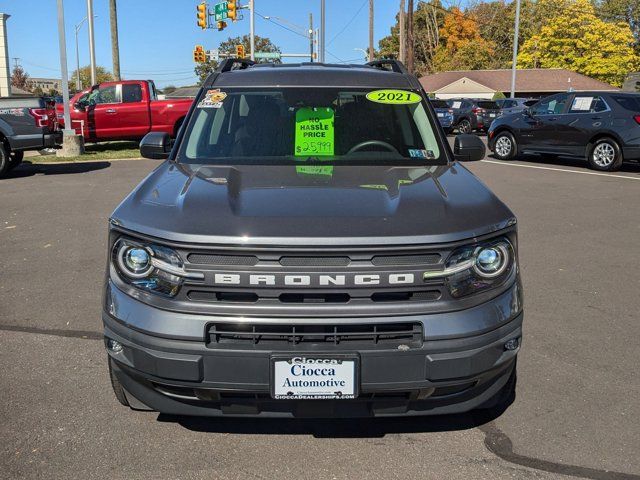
[194,35,281,84]
[518,0,640,86]
[597,0,640,49]
[69,65,115,89]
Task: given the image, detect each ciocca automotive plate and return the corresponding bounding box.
[272,355,358,400]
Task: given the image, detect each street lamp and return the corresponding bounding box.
[75,15,97,91]
[354,48,368,60]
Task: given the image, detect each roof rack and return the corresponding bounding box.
[217,57,255,73]
[366,59,408,74]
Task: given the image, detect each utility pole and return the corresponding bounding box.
[368,0,374,61]
[56,0,71,132]
[57,0,83,156]
[510,0,521,98]
[399,0,405,63]
[309,13,314,62]
[109,0,120,81]
[87,0,97,85]
[320,0,325,62]
[407,0,414,73]
[249,0,255,61]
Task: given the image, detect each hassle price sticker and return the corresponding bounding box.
[294,107,334,157]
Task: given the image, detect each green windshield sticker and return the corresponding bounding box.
[295,107,334,157]
[366,89,421,105]
[296,165,334,177]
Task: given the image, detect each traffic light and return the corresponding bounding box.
[227,0,237,21]
[196,2,207,29]
[216,20,227,31]
[235,44,245,58]
[193,45,206,63]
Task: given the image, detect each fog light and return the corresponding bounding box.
[504,338,519,351]
[107,338,123,353]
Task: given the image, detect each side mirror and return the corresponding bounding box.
[140,132,172,160]
[74,101,86,111]
[454,134,485,162]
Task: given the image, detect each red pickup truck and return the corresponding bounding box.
[57,80,192,142]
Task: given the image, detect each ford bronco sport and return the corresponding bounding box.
[104,59,523,417]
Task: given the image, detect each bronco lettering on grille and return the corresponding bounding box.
[212,273,416,287]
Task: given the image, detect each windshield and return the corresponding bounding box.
[179,88,443,165]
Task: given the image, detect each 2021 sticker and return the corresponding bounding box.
[366,89,421,105]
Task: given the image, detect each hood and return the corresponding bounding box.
[111,162,515,246]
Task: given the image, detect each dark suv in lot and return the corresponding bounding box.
[104,59,522,418]
[488,91,640,171]
[447,98,501,133]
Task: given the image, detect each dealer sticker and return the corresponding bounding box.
[294,107,334,157]
[197,89,227,108]
[366,89,422,105]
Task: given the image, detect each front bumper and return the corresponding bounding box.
[103,281,523,417]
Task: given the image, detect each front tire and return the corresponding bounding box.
[0,141,12,178]
[493,131,517,160]
[588,138,622,171]
[7,150,24,171]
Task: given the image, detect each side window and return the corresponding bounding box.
[122,84,143,103]
[531,94,568,115]
[569,96,607,113]
[88,85,118,105]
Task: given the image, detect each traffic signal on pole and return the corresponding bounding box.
[193,45,206,63]
[197,2,207,29]
[235,44,245,58]
[216,20,227,31]
[227,0,237,21]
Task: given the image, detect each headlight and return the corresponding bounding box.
[111,238,200,297]
[440,238,515,298]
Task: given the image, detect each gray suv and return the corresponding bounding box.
[447,98,501,133]
[104,59,522,418]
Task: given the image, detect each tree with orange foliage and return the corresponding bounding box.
[432,7,498,71]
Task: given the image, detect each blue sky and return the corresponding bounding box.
[1,0,401,88]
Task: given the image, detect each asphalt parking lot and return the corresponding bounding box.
[1,148,639,480]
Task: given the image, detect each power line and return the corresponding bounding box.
[255,11,308,39]
[327,0,368,46]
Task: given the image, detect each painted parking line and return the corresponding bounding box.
[480,159,640,181]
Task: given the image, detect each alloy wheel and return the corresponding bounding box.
[495,136,512,158]
[592,142,615,167]
[459,120,471,134]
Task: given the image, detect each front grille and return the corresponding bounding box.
[279,256,350,267]
[174,243,456,314]
[188,253,258,266]
[371,254,440,266]
[207,322,423,348]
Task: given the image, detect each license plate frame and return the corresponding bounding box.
[270,354,359,400]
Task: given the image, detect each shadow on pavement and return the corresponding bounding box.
[3,160,112,179]
[159,404,511,438]
[489,153,640,174]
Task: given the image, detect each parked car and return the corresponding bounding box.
[56,80,192,142]
[104,58,522,419]
[430,99,454,133]
[495,97,536,116]
[0,96,60,177]
[488,91,640,171]
[447,98,501,133]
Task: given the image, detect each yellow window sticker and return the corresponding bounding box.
[366,89,421,105]
[294,107,334,157]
